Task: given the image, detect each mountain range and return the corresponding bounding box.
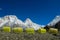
[0,15,42,30]
[0,15,60,30]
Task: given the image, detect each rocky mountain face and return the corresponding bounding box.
[47,16,60,26]
[45,15,60,31]
[55,21,60,31]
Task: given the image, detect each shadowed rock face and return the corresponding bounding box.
[44,21,60,31]
[44,26,49,31]
[55,21,60,31]
[44,26,54,31]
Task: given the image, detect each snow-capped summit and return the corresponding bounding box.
[25,18,41,30]
[4,15,17,20]
[3,15,18,27]
[25,18,33,25]
[3,15,26,28]
[48,15,60,26]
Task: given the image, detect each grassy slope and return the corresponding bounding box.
[0,31,60,40]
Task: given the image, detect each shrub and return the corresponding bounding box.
[12,27,23,33]
[38,28,46,34]
[25,28,35,34]
[48,28,58,34]
[3,26,11,32]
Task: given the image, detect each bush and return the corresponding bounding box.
[25,28,35,34]
[3,26,11,32]
[12,27,23,33]
[38,28,46,34]
[48,28,58,34]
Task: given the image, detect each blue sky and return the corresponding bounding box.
[0,0,60,25]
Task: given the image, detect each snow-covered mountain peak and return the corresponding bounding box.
[56,15,60,17]
[3,15,17,20]
[25,18,33,23]
[48,15,60,26]
[24,18,41,30]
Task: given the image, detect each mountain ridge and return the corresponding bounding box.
[0,15,43,30]
[47,15,60,26]
[0,15,60,30]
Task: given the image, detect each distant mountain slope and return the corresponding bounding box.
[47,15,60,26]
[44,15,60,31]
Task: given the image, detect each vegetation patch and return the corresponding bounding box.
[38,28,46,34]
[49,28,58,34]
[25,28,35,34]
[2,26,11,32]
[12,27,23,33]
